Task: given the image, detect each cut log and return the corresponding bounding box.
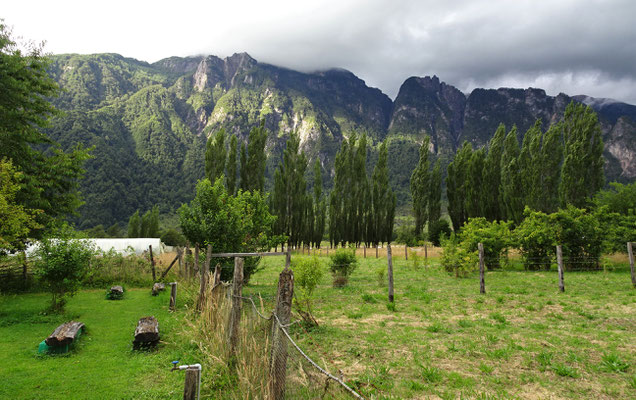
[45,321,85,347]
[133,316,159,348]
[151,282,165,296]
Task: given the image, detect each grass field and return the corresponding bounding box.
[246,252,636,399]
[0,288,198,399]
[1,249,634,399]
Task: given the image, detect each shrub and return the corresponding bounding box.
[552,206,603,270]
[440,233,478,277]
[395,224,418,246]
[35,231,96,312]
[514,208,556,270]
[291,256,324,326]
[329,248,357,287]
[459,218,512,270]
[160,228,187,247]
[428,219,451,247]
[84,248,154,288]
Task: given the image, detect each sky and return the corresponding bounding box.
[4,0,636,103]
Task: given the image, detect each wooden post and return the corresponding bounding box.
[363,244,366,258]
[376,245,379,259]
[169,282,177,311]
[228,257,244,362]
[628,242,635,288]
[177,247,183,277]
[196,244,211,311]
[270,267,294,400]
[149,245,156,281]
[194,244,200,276]
[21,250,28,284]
[183,366,201,400]
[405,245,408,260]
[478,242,486,294]
[557,245,565,292]
[387,243,394,303]
[184,247,192,279]
[285,250,291,270]
[160,253,181,280]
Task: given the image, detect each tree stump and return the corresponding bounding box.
[152,282,165,296]
[133,316,160,349]
[46,321,85,347]
[107,285,124,300]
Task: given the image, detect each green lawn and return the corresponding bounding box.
[0,288,198,399]
[247,253,636,399]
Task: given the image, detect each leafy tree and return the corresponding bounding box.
[291,256,324,326]
[594,207,636,254]
[518,121,542,210]
[179,178,282,281]
[459,217,512,270]
[440,233,478,278]
[427,159,442,238]
[410,136,430,238]
[127,210,141,238]
[593,181,636,215]
[139,205,160,237]
[536,123,563,213]
[465,148,486,218]
[551,205,603,270]
[161,227,187,246]
[312,158,326,248]
[0,23,91,242]
[329,248,357,287]
[482,124,506,221]
[447,141,472,231]
[205,129,227,185]
[429,219,451,247]
[243,121,268,192]
[513,208,556,270]
[500,127,524,224]
[372,141,396,245]
[34,226,95,312]
[0,159,41,251]
[226,134,238,195]
[239,142,248,191]
[559,102,604,208]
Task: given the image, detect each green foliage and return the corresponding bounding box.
[559,102,605,208]
[0,25,91,241]
[447,141,472,231]
[594,207,636,253]
[312,159,326,248]
[395,225,418,246]
[291,256,324,326]
[126,206,159,237]
[329,248,358,285]
[593,181,636,215]
[440,233,478,277]
[500,127,524,224]
[459,218,512,270]
[482,124,506,221]
[371,141,396,245]
[127,210,141,238]
[427,159,442,235]
[160,228,187,246]
[242,121,268,192]
[552,206,603,270]
[205,129,227,185]
[429,219,451,247]
[514,208,556,270]
[410,136,430,236]
[178,178,282,282]
[226,134,238,195]
[34,228,96,311]
[0,159,41,251]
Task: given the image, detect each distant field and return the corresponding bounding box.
[246,254,636,399]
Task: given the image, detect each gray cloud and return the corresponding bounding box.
[5,0,636,103]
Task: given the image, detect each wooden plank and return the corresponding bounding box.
[133,316,159,348]
[160,253,180,280]
[46,321,84,346]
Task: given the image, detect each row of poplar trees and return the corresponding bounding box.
[445,101,604,231]
[410,136,443,239]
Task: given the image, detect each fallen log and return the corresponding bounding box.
[151,282,165,296]
[107,285,124,300]
[133,316,160,349]
[45,321,85,347]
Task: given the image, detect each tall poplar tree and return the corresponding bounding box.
[312,158,326,248]
[410,136,430,238]
[482,124,506,221]
[372,141,396,245]
[244,121,268,192]
[559,102,604,207]
[500,127,525,224]
[446,141,472,231]
[205,129,227,185]
[226,134,238,195]
[536,123,563,213]
[239,142,248,191]
[427,159,442,237]
[465,148,486,218]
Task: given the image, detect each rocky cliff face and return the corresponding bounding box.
[45,53,636,227]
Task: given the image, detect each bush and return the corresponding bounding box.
[552,206,603,270]
[329,248,357,287]
[161,228,187,247]
[84,248,154,288]
[429,219,451,247]
[35,233,96,312]
[514,208,556,270]
[459,218,512,270]
[395,225,418,246]
[291,256,324,326]
[440,233,478,277]
[594,207,636,254]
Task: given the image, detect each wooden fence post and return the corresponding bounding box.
[424,243,428,260]
[169,282,177,311]
[557,245,565,292]
[285,250,291,269]
[628,242,635,287]
[478,243,486,294]
[270,267,294,400]
[228,257,244,362]
[405,245,408,260]
[196,244,211,311]
[177,247,183,277]
[387,243,394,303]
[21,250,28,284]
[194,244,200,276]
[183,366,201,400]
[363,244,366,258]
[149,245,156,281]
[376,245,379,259]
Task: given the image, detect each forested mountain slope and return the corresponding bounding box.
[44,53,636,228]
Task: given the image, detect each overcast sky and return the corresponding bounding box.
[4,0,636,103]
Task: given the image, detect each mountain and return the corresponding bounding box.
[43,53,636,229]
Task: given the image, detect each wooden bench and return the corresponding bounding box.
[133,316,159,349]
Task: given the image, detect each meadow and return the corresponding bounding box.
[0,248,634,399]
